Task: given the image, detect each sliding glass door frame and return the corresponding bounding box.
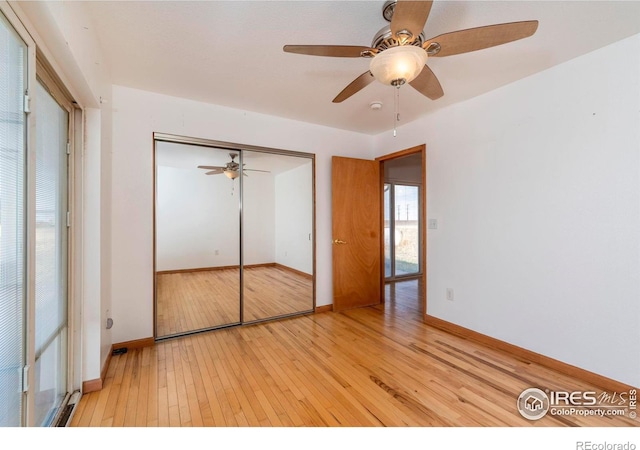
[1,3,78,426]
[0,3,33,427]
[152,133,316,340]
[384,181,423,281]
[32,64,76,426]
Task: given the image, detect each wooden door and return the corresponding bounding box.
[332,156,381,311]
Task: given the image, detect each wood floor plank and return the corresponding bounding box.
[74,386,99,426]
[111,350,134,427]
[146,346,159,426]
[181,341,205,426]
[191,334,228,426]
[88,380,112,427]
[157,386,169,427]
[170,341,192,425]
[242,326,317,426]
[73,278,638,427]
[223,330,281,426]
[97,349,127,425]
[235,327,300,426]
[135,348,150,426]
[218,330,265,426]
[122,350,140,426]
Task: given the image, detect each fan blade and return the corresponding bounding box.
[409,65,443,100]
[283,45,374,58]
[198,165,225,170]
[391,0,433,44]
[425,21,539,57]
[332,71,375,103]
[244,169,270,173]
[205,170,223,175]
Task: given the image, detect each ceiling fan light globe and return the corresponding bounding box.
[224,169,239,180]
[369,45,428,86]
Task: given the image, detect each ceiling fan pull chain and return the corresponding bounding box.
[393,85,400,137]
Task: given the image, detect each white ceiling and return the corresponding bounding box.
[83,0,640,134]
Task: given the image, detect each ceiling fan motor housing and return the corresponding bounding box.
[227,153,240,171]
[371,25,425,52]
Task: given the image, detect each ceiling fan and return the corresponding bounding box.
[283,0,538,103]
[197,153,270,180]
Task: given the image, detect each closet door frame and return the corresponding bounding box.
[152,133,316,340]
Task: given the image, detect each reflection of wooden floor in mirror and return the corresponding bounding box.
[243,266,314,322]
[156,266,313,337]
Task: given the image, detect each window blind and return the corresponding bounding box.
[33,80,68,427]
[0,10,27,428]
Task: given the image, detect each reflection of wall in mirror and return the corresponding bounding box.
[242,166,276,265]
[156,164,275,271]
[275,162,313,276]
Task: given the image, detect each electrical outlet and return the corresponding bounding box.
[446,288,454,301]
[428,219,438,230]
[214,249,219,255]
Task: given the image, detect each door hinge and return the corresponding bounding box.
[23,93,31,114]
[66,141,71,155]
[21,365,29,393]
[66,211,71,228]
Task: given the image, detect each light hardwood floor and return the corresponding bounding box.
[73,279,637,427]
[156,266,313,337]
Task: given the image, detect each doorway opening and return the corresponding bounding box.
[376,146,426,315]
[384,181,421,279]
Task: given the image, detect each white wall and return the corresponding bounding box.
[81,109,102,385]
[275,162,314,274]
[111,85,373,343]
[99,87,113,380]
[373,34,640,387]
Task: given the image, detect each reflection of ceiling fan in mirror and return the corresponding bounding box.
[197,153,270,180]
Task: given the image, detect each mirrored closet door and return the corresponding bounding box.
[155,141,241,337]
[154,135,315,339]
[242,150,314,323]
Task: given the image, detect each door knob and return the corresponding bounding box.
[332,239,347,245]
